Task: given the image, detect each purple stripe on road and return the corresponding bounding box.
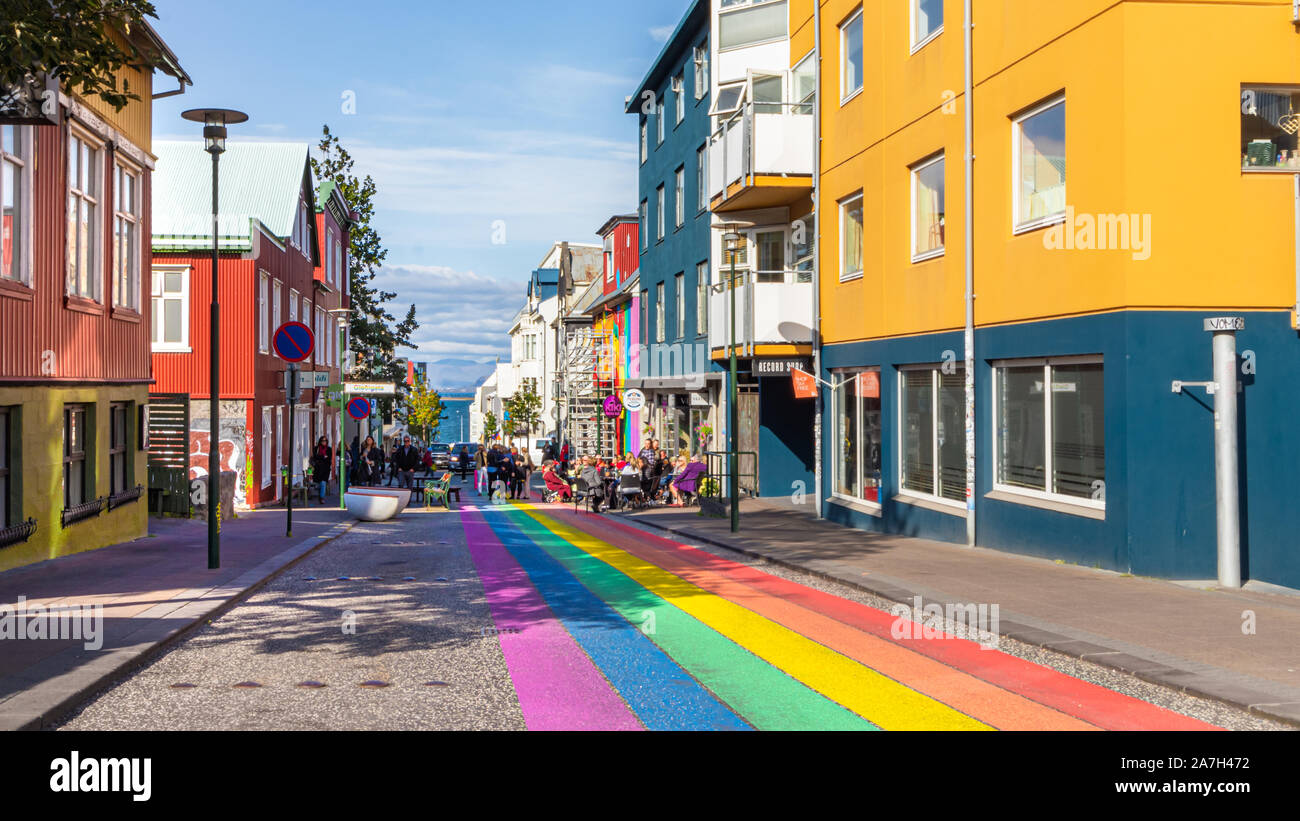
[460,507,642,731]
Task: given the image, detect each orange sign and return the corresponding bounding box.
[858,371,880,398]
[792,368,818,399]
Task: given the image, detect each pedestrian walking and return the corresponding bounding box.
[474,444,488,495]
[457,445,471,481]
[310,436,333,505]
[358,436,383,486]
[394,435,420,488]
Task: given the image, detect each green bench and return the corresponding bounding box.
[425,473,461,509]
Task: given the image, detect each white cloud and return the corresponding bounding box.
[650,25,674,42]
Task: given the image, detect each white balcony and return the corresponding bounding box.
[708,102,814,213]
[708,271,813,357]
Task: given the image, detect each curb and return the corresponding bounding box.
[4,520,356,731]
[620,512,1300,729]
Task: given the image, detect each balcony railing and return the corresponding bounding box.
[708,270,814,357]
[709,101,814,208]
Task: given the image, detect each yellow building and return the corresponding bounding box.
[0,23,191,571]
[803,0,1300,587]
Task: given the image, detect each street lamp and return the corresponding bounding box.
[181,108,247,570]
[328,307,353,509]
[714,220,752,533]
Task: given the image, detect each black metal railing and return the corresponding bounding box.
[108,484,144,511]
[0,518,36,549]
[61,497,105,528]
[702,450,758,503]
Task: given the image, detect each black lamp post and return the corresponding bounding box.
[181,108,247,570]
[714,221,749,533]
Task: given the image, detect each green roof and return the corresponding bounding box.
[152,141,312,251]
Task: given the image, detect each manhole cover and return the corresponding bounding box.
[233,681,263,689]
[296,681,327,689]
[170,682,197,689]
[359,680,391,688]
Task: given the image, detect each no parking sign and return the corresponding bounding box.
[347,397,372,420]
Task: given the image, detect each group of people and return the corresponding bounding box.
[456,443,534,500]
[540,439,707,513]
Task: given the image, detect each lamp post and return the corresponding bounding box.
[181,108,247,570]
[714,221,749,533]
[328,307,352,509]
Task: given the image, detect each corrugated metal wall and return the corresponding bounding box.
[150,253,255,398]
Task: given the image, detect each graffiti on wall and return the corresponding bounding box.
[189,411,249,508]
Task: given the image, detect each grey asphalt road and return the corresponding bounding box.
[60,504,524,731]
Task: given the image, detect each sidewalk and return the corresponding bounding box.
[0,503,354,730]
[620,496,1300,727]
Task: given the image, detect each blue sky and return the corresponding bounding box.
[151,0,687,387]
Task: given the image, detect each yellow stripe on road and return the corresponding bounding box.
[513,503,990,731]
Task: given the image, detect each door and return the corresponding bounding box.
[738,388,760,495]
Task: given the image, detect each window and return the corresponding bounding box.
[63,405,89,509]
[911,155,945,261]
[674,73,685,124]
[656,97,665,144]
[696,145,708,211]
[289,288,299,323]
[1,125,32,285]
[604,232,614,283]
[258,272,269,353]
[640,289,648,345]
[693,43,709,100]
[912,0,943,49]
[316,307,326,365]
[900,366,965,505]
[656,185,665,240]
[755,229,786,283]
[839,192,863,280]
[841,9,863,102]
[995,358,1105,507]
[334,238,343,289]
[151,266,190,351]
[793,52,816,114]
[833,369,882,504]
[276,407,284,494]
[696,261,709,335]
[261,407,273,487]
[112,160,141,310]
[1241,85,1300,171]
[639,200,648,250]
[109,403,129,497]
[710,82,745,117]
[655,282,665,343]
[640,118,648,164]
[1014,97,1066,230]
[719,0,788,51]
[793,212,815,282]
[67,129,102,301]
[272,279,282,356]
[325,231,334,286]
[675,272,685,339]
[0,407,10,527]
[674,166,685,228]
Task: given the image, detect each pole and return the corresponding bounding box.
[207,150,221,569]
[962,0,976,548]
[811,7,823,519]
[1211,326,1241,587]
[337,321,346,509]
[286,364,298,537]
[729,250,739,533]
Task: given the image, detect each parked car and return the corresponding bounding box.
[448,443,478,473]
[428,442,451,469]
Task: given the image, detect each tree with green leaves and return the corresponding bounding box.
[2,0,158,113]
[404,374,446,443]
[482,411,498,445]
[309,124,419,418]
[503,384,542,450]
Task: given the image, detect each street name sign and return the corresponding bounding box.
[343,382,396,395]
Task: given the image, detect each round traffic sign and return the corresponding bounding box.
[273,321,314,363]
[347,397,372,420]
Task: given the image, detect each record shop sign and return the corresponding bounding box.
[753,357,812,376]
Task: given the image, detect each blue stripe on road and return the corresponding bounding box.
[480,509,750,731]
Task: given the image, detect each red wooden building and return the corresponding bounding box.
[0,23,191,571]
[150,142,351,508]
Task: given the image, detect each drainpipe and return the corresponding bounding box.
[1210,320,1243,588]
[812,7,824,517]
[963,0,976,547]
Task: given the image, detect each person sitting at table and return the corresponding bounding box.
[579,457,604,512]
[542,460,571,501]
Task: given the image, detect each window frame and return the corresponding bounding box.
[1241,84,1300,173]
[656,97,665,145]
[0,407,11,528]
[910,0,944,53]
[910,153,946,263]
[896,364,967,512]
[111,156,143,311]
[674,166,685,229]
[674,272,685,339]
[640,118,648,165]
[696,144,708,212]
[1011,95,1067,235]
[718,0,789,53]
[839,191,864,281]
[693,43,709,100]
[840,7,864,105]
[66,124,104,302]
[150,264,191,352]
[1,124,34,286]
[655,282,666,344]
[656,184,665,241]
[258,270,269,353]
[830,367,883,513]
[696,261,709,336]
[63,404,89,510]
[261,407,273,487]
[991,354,1106,514]
[674,73,685,124]
[109,402,129,497]
[639,199,648,251]
[271,279,283,358]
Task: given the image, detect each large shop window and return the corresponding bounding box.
[900,366,966,505]
[1241,85,1300,170]
[1014,96,1066,231]
[832,369,882,505]
[995,358,1105,507]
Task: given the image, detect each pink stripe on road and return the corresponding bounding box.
[460,508,642,731]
